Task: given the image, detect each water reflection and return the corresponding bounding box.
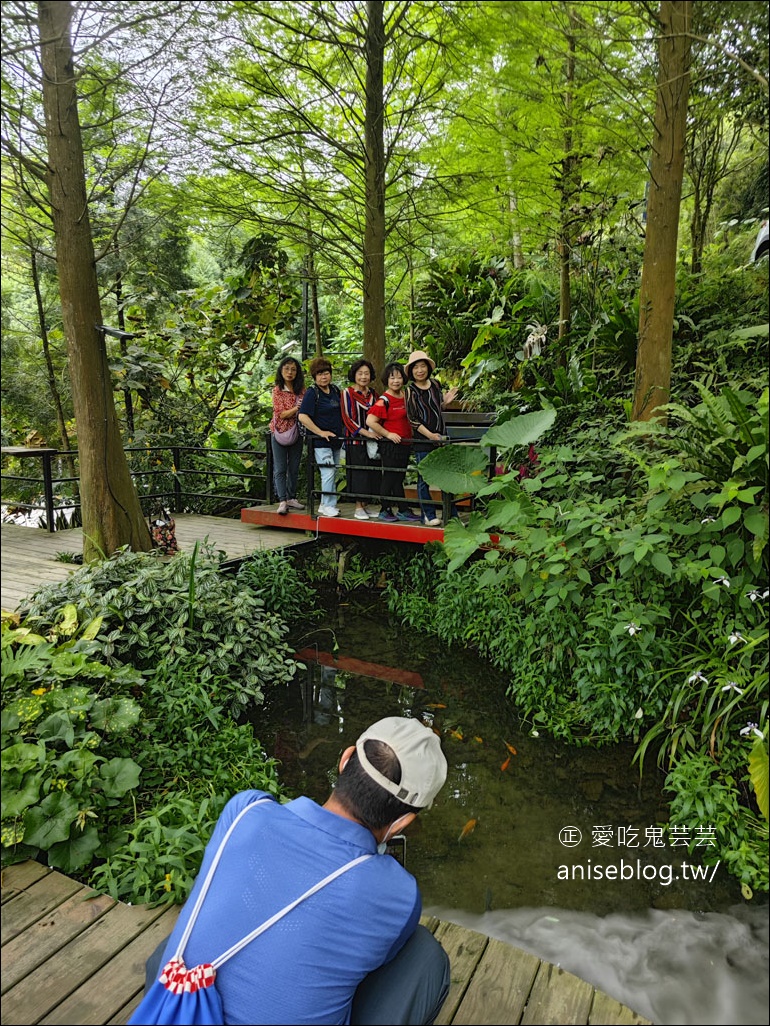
[251,603,768,1024]
[263,639,742,915]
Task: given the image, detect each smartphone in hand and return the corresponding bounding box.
[385,834,406,867]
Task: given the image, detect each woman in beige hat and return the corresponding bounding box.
[405,351,458,526]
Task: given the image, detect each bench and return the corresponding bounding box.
[443,410,497,442]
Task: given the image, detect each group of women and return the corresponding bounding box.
[269,350,457,524]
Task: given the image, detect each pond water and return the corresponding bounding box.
[251,595,768,1025]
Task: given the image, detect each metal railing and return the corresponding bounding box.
[1,443,270,532]
[304,435,498,519]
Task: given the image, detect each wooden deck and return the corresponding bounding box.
[1,861,650,1025]
[0,515,311,613]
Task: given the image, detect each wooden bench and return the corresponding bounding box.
[443,409,497,442]
[404,410,498,517]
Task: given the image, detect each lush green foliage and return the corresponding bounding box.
[1,609,143,874]
[387,384,769,891]
[236,548,319,624]
[21,544,298,716]
[1,546,316,903]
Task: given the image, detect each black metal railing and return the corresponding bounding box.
[1,443,270,532]
[2,412,498,531]
[304,432,498,520]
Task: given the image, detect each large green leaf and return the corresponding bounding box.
[481,409,557,448]
[55,748,99,779]
[1,642,54,682]
[442,513,492,572]
[1,771,44,818]
[749,739,768,822]
[1,741,45,773]
[90,697,141,734]
[418,445,489,495]
[37,712,75,747]
[47,825,101,872]
[99,757,142,798]
[23,792,79,848]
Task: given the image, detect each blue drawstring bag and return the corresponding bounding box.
[129,799,372,1026]
[129,959,223,1025]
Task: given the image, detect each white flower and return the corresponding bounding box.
[747,589,769,602]
[740,722,764,740]
[625,622,641,636]
[728,631,746,645]
[715,576,730,588]
[721,682,744,695]
[700,516,716,524]
[688,671,708,685]
[634,708,643,719]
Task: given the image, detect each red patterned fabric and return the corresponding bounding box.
[271,386,305,436]
[159,958,216,995]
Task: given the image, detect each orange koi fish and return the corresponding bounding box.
[458,819,478,842]
[447,728,464,741]
[505,742,518,756]
[473,736,484,744]
[426,702,447,709]
[500,756,511,772]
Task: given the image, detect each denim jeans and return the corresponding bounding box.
[414,449,438,516]
[314,446,342,507]
[271,434,303,502]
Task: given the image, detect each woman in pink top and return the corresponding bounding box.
[270,357,306,515]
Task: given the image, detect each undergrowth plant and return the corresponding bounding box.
[21,544,298,716]
[2,547,310,903]
[1,607,144,874]
[388,384,769,892]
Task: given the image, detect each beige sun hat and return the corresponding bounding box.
[356,717,447,808]
[404,350,436,378]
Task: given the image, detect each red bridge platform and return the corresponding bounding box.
[241,502,446,544]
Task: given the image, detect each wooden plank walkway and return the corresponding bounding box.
[0,515,311,614]
[1,862,650,1025]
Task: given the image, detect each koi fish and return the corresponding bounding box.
[504,742,518,756]
[500,756,511,772]
[458,819,478,842]
[297,738,332,760]
[426,702,447,709]
[473,736,484,744]
[447,728,464,741]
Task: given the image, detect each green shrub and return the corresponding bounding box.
[3,546,307,903]
[1,611,143,874]
[22,544,299,716]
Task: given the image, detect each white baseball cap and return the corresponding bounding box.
[356,717,448,809]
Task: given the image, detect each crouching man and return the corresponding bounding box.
[138,717,450,1025]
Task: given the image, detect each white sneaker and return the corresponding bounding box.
[423,514,441,527]
[318,505,339,517]
[277,501,288,516]
[367,509,381,519]
[354,508,369,521]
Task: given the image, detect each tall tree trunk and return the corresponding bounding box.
[557,14,578,360]
[38,0,151,558]
[508,192,525,269]
[362,0,386,371]
[112,220,136,435]
[30,246,72,458]
[632,0,692,423]
[307,249,323,356]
